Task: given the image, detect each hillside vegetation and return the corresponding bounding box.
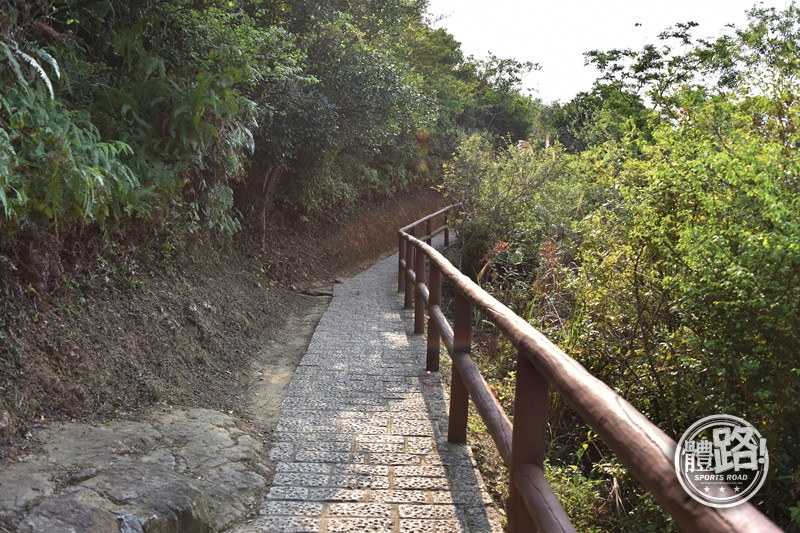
[443,5,800,530]
[0,0,537,247]
[1,0,798,531]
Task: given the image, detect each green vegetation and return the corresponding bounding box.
[444,4,800,530]
[3,0,798,529]
[0,0,539,245]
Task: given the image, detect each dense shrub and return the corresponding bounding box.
[444,5,800,528]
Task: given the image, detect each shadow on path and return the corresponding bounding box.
[235,237,502,532]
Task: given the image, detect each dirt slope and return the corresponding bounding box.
[0,187,447,460]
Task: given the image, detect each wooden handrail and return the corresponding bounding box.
[398,206,780,533]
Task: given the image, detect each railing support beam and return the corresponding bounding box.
[403,240,414,309]
[427,263,441,372]
[508,352,549,532]
[414,243,426,334]
[426,219,432,245]
[398,234,406,293]
[444,211,449,247]
[448,290,471,444]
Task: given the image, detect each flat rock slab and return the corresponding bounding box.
[236,238,502,532]
[0,408,266,532]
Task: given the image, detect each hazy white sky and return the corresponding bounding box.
[425,0,793,103]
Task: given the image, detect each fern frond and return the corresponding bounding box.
[16,49,54,99]
[1,42,29,92]
[0,130,16,218]
[0,187,9,218]
[34,48,60,80]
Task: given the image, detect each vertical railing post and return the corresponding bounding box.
[444,211,450,247]
[426,262,441,372]
[508,351,548,532]
[426,219,432,246]
[414,243,425,334]
[404,241,414,309]
[448,290,470,444]
[398,234,406,293]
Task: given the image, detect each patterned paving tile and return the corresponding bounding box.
[238,235,500,532]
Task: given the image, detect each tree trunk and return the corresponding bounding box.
[260,165,282,252]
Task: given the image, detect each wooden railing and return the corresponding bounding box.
[398,206,779,533]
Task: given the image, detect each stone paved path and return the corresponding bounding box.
[241,240,502,532]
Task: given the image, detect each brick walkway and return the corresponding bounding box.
[247,239,502,532]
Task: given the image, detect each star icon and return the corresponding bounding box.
[719,487,726,493]
[734,487,740,492]
[704,487,710,493]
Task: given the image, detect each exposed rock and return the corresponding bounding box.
[0,465,57,520]
[0,408,266,532]
[118,514,147,533]
[184,300,212,339]
[16,488,121,533]
[0,409,11,437]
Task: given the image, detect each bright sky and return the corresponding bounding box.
[425,0,794,103]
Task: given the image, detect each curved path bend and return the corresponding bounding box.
[240,238,502,532]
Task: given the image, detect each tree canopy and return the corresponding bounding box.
[0,0,541,241]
